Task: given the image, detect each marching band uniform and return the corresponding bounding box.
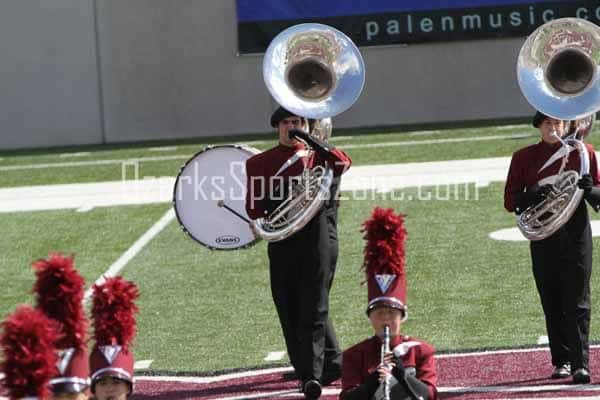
[0,305,59,400]
[504,112,600,383]
[342,336,436,400]
[340,207,438,400]
[89,276,140,399]
[32,254,91,399]
[245,106,351,398]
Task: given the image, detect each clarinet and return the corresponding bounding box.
[381,325,391,400]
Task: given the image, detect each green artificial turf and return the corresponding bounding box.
[2,123,600,374]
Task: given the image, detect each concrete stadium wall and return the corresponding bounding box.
[0,1,534,150]
[0,1,102,149]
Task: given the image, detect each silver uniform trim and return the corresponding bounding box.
[56,347,76,375]
[274,149,309,177]
[538,145,575,173]
[392,341,422,357]
[49,376,91,387]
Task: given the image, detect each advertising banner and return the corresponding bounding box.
[236,1,600,53]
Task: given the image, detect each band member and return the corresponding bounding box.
[89,276,140,400]
[32,253,91,399]
[245,106,352,399]
[340,207,437,400]
[1,305,59,400]
[504,111,600,383]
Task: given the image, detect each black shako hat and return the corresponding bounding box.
[270,106,299,128]
[532,111,551,128]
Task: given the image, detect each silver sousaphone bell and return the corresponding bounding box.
[516,17,600,241]
[253,23,365,242]
[263,23,365,119]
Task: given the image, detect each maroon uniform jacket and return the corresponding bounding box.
[245,142,351,220]
[341,335,438,400]
[504,141,600,212]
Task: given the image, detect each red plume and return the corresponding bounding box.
[1,305,60,400]
[32,253,88,350]
[361,207,407,277]
[92,276,140,351]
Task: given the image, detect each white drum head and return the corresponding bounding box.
[173,145,260,250]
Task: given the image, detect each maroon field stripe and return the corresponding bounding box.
[4,348,600,399]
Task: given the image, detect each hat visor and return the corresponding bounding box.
[50,379,90,394]
[91,372,133,395]
[366,296,407,316]
[91,367,132,383]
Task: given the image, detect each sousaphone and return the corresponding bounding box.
[516,17,600,241]
[253,23,365,242]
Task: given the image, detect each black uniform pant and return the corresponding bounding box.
[267,209,342,383]
[530,208,592,370]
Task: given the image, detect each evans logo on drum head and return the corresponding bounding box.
[215,235,241,245]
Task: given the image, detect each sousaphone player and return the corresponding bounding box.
[245,23,364,399]
[505,18,600,383]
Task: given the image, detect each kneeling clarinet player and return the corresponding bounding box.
[340,207,438,400]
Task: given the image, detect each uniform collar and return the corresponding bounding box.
[538,139,562,151]
[277,142,305,152]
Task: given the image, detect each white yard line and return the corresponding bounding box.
[6,152,600,213]
[83,208,175,302]
[135,367,293,384]
[0,157,513,213]
[217,389,302,400]
[329,135,354,141]
[59,152,92,158]
[0,155,188,171]
[441,384,600,394]
[134,359,154,370]
[436,343,600,359]
[149,146,178,152]
[264,351,287,361]
[0,177,175,213]
[496,124,529,130]
[340,133,533,149]
[340,156,511,193]
[408,130,442,136]
[489,221,600,242]
[500,397,600,400]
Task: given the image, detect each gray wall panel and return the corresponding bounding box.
[95,0,175,143]
[97,0,273,142]
[343,39,530,129]
[167,1,272,139]
[0,1,101,149]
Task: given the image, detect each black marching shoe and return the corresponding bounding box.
[572,368,591,384]
[303,379,322,399]
[551,363,571,379]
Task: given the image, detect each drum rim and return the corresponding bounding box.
[172,144,261,251]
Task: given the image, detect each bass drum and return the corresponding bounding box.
[173,145,259,250]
